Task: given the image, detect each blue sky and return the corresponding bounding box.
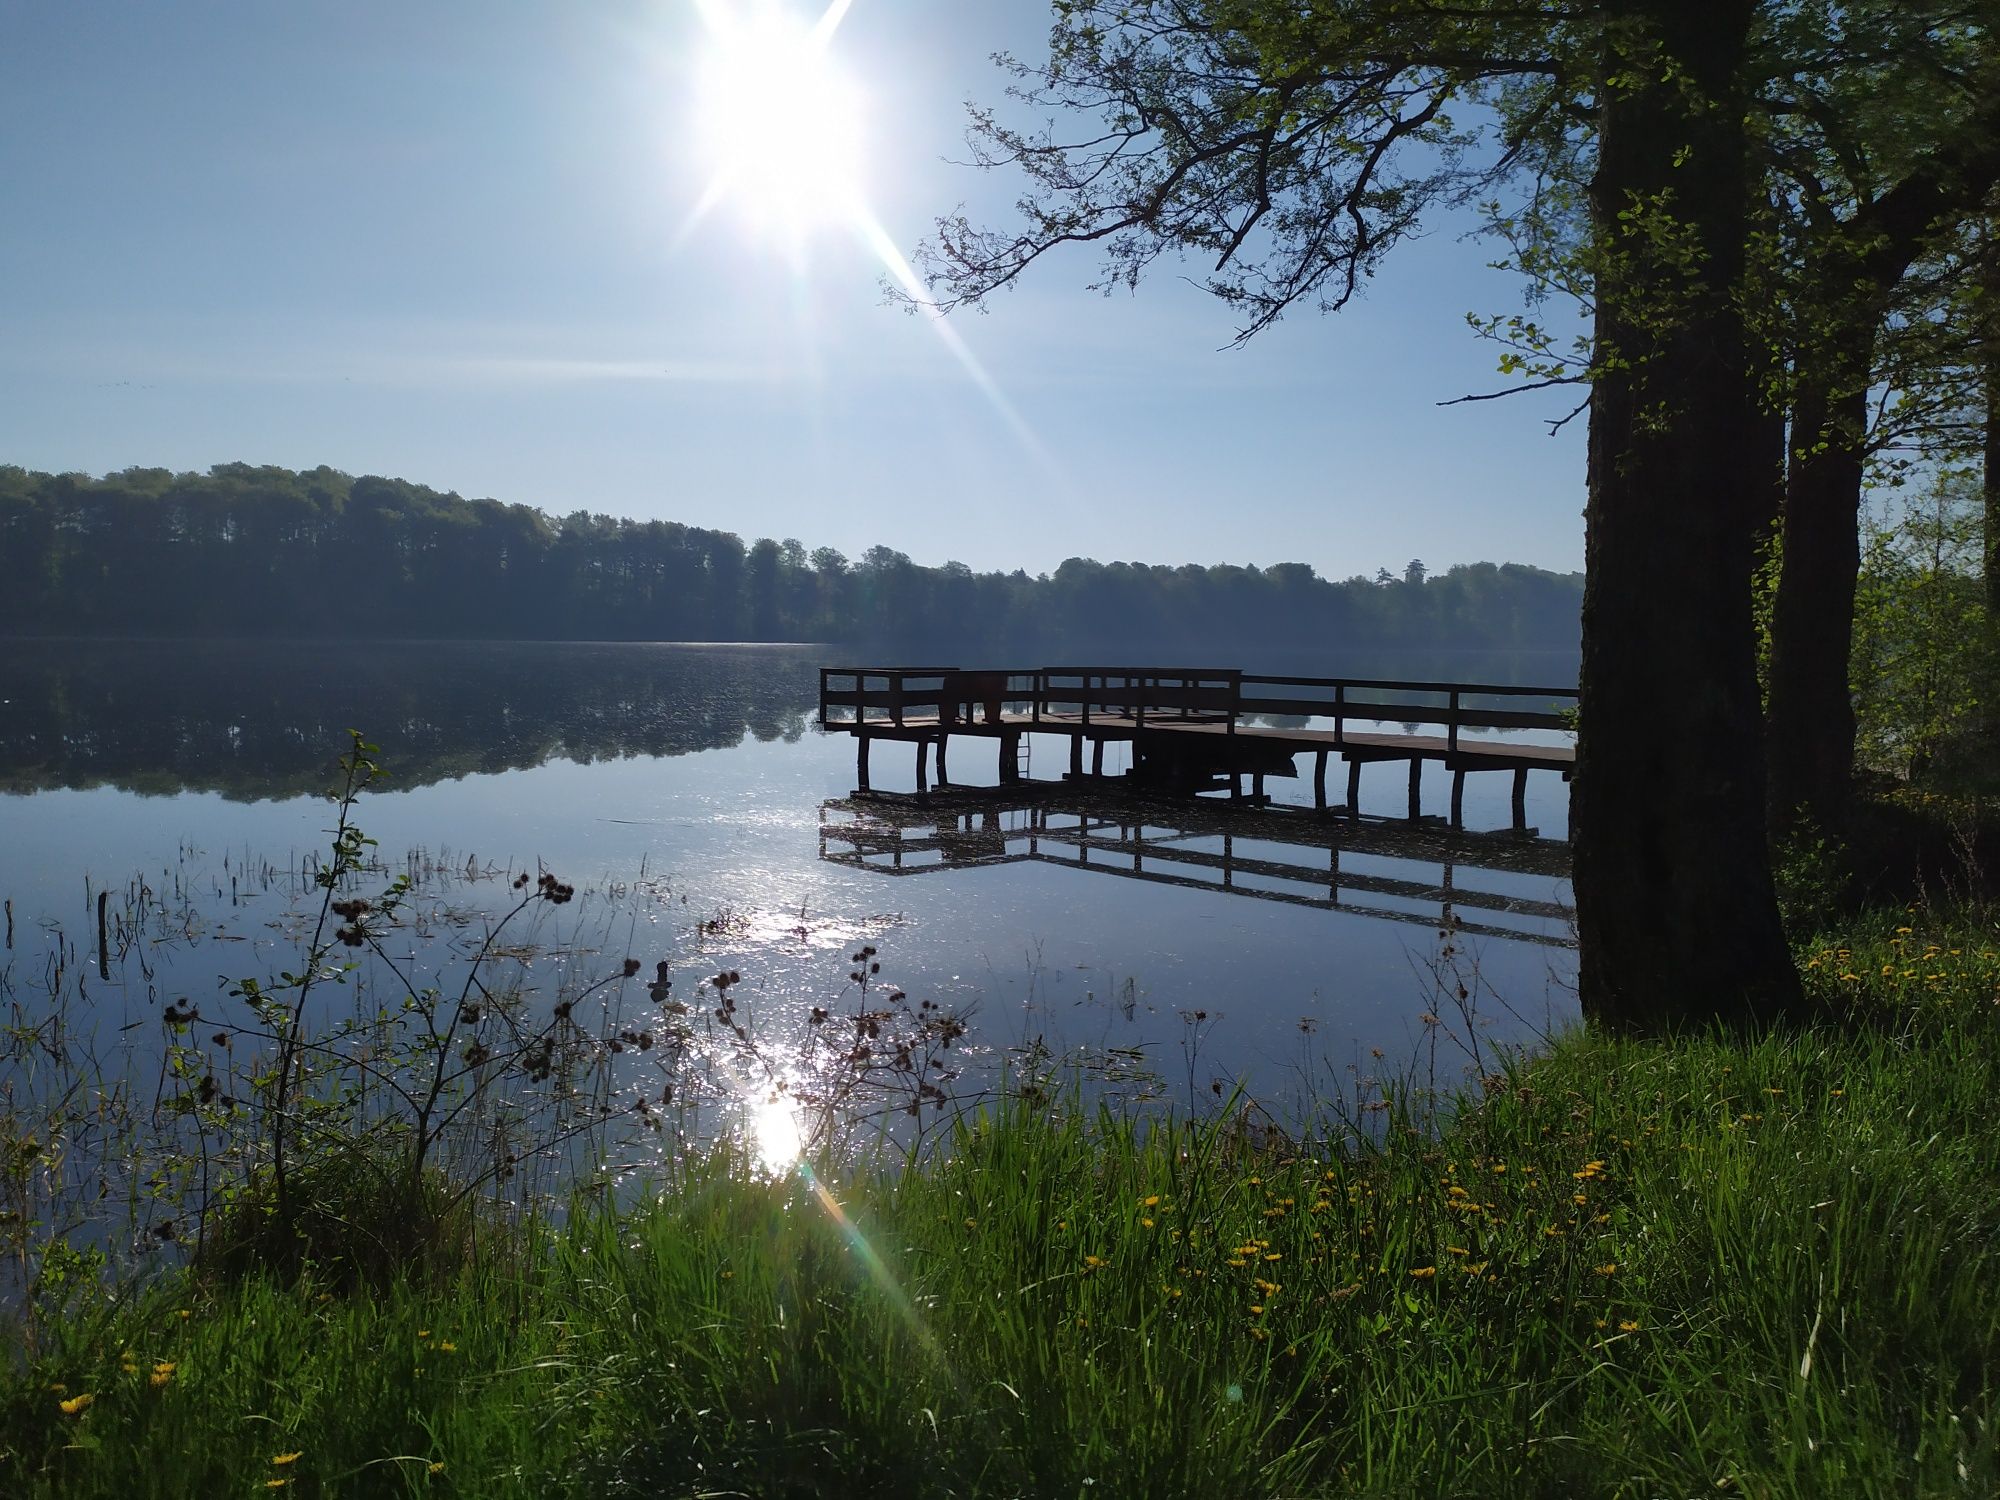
[0,0,1588,579]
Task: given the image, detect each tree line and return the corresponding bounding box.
[0,463,1582,655]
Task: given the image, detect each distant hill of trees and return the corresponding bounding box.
[0,463,1582,653]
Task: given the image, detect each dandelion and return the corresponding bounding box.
[437,1341,456,1354]
[1143,1195,1160,1208]
[1264,1252,1282,1262]
[58,1393,94,1415]
[1249,1327,1269,1341]
[1619,1320,1641,1332]
[272,1452,303,1467]
[964,1218,977,1230]
[150,1362,176,1389]
[1409,1266,1437,1279]
[177,1308,192,1320]
[266,1482,290,1491]
[1141,1217,1155,1229]
[429,1462,446,1475]
[1594,1262,1618,1276]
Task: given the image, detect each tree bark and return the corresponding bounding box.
[1766,361,1870,831]
[1574,0,1806,1033]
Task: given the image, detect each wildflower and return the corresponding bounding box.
[150,1362,176,1388]
[1249,1327,1269,1341]
[1249,1305,1265,1315]
[1593,1262,1618,1276]
[964,1218,977,1230]
[1619,1320,1641,1332]
[1573,1193,1589,1205]
[1446,1246,1468,1256]
[429,1462,446,1475]
[1409,1266,1437,1279]
[1141,1217,1155,1229]
[437,1341,456,1354]
[266,1483,290,1491]
[1143,1195,1160,1208]
[177,1308,192,1320]
[272,1453,303,1466]
[58,1393,94,1415]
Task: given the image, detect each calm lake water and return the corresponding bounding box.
[1,639,1578,1117]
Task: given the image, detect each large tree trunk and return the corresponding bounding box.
[1766,362,1870,831]
[1573,0,1806,1033]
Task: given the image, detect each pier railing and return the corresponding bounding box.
[819,666,1576,751]
[1238,675,1576,752]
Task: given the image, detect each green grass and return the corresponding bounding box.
[5,909,1999,1498]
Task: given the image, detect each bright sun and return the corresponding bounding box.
[691,1,866,238]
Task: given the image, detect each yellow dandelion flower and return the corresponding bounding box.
[964,1217,977,1229]
[266,1482,290,1491]
[1619,1319,1641,1332]
[58,1393,94,1415]
[1409,1266,1437,1279]
[438,1341,456,1354]
[178,1308,192,1320]
[1446,1246,1468,1256]
[150,1362,176,1389]
[272,1452,302,1466]
[1249,1304,1265,1315]
[1141,1218,1155,1229]
[1249,1327,1269,1341]
[1143,1195,1160,1208]
[1264,1252,1282,1262]
[429,1462,446,1475]
[1593,1262,1618,1276]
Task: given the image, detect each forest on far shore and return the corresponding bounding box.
[0,462,1582,655]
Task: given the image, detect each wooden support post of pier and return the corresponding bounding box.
[1069,735,1084,778]
[1347,757,1362,817]
[936,733,950,786]
[915,738,930,795]
[1313,750,1328,811]
[857,734,871,792]
[1252,771,1266,804]
[1450,768,1466,828]
[1407,758,1422,820]
[1512,767,1529,830]
[1092,737,1105,777]
[1001,730,1021,784]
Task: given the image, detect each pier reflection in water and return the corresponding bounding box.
[819,790,1574,950]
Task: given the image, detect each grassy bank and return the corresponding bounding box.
[4,908,1998,1499]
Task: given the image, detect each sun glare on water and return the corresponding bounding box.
[750,1088,806,1177]
[690,0,865,240]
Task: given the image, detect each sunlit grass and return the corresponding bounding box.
[5,908,1998,1497]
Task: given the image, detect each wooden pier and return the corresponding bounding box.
[817,666,1576,830]
[818,792,1575,949]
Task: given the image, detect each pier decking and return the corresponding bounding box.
[818,667,1576,829]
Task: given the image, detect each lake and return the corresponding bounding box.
[0,638,1578,1262]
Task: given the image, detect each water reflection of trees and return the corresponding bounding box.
[0,641,822,800]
